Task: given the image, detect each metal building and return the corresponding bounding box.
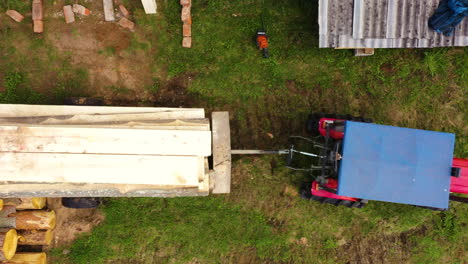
[319,0,468,48]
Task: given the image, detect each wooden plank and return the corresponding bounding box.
[0,153,203,186]
[103,0,115,21]
[211,112,231,193]
[0,126,211,156]
[0,104,204,118]
[0,183,207,198]
[0,113,206,125]
[0,119,210,131]
[141,0,157,14]
[32,0,43,20]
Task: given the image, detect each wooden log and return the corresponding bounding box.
[17,230,53,245]
[103,0,115,21]
[31,0,43,20]
[0,104,205,118]
[63,5,75,24]
[0,153,204,186]
[0,229,18,261]
[3,198,46,210]
[0,206,16,230]
[0,200,3,211]
[2,252,46,264]
[211,112,231,193]
[14,210,56,230]
[141,0,157,14]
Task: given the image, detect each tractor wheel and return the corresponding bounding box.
[300,184,366,209]
[306,113,373,135]
[62,197,101,209]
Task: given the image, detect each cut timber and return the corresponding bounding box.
[0,200,3,210]
[17,230,53,245]
[0,183,207,198]
[182,37,192,48]
[211,112,231,193]
[0,126,211,156]
[119,4,130,18]
[0,119,210,130]
[3,198,46,210]
[2,252,46,264]
[6,10,24,22]
[14,210,56,230]
[118,17,135,31]
[141,0,157,14]
[32,0,43,20]
[0,206,16,230]
[0,104,205,118]
[103,0,115,21]
[0,229,18,261]
[354,48,374,56]
[33,20,43,33]
[0,113,206,125]
[0,153,204,186]
[63,5,75,24]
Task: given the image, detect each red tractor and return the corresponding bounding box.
[287,114,468,210]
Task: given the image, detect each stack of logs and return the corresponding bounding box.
[0,198,52,264]
[181,0,192,48]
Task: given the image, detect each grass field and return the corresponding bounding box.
[1,0,467,263]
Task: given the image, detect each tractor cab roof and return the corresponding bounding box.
[337,121,455,209]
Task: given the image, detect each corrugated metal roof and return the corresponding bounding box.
[319,0,468,48]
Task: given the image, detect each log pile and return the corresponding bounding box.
[0,104,213,197]
[0,198,52,263]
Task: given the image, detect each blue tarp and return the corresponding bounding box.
[337,122,455,209]
[429,0,468,36]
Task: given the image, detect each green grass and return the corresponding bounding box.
[1,0,467,263]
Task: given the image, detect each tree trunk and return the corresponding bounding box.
[3,252,46,264]
[3,198,46,210]
[17,230,53,245]
[0,229,18,261]
[14,211,55,230]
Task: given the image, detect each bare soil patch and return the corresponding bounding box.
[46,198,104,248]
[44,0,155,103]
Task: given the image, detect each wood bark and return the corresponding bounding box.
[17,230,53,246]
[14,210,55,230]
[0,206,16,230]
[0,183,206,198]
[0,229,18,261]
[3,252,46,264]
[3,198,46,210]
